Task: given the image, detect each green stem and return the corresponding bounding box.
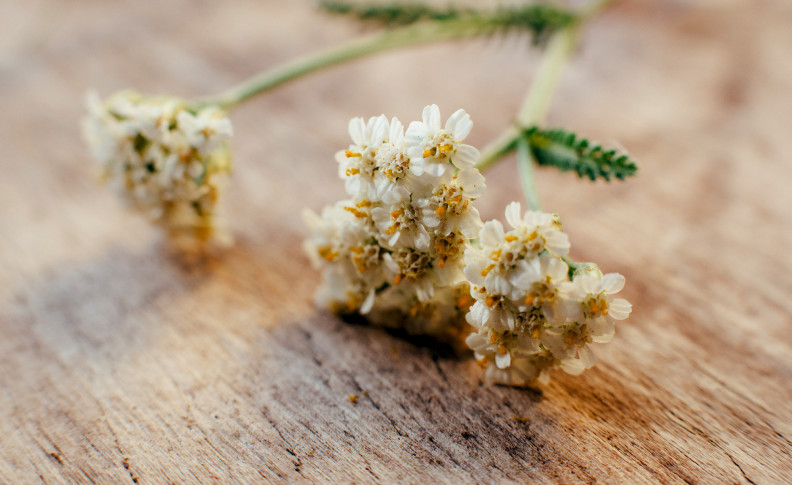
[196,20,497,111]
[475,0,617,206]
[516,136,541,211]
[476,25,580,172]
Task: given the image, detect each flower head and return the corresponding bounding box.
[337,115,389,201]
[464,202,631,386]
[405,105,480,178]
[306,105,486,338]
[82,90,232,242]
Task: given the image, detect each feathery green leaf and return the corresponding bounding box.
[522,127,638,181]
[319,1,461,26]
[318,1,576,44]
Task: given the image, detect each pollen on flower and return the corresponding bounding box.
[345,150,362,157]
[318,246,339,262]
[344,206,368,218]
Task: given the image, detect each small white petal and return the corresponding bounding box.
[414,225,431,251]
[465,331,488,351]
[504,202,522,229]
[543,230,570,256]
[495,351,511,369]
[590,316,615,343]
[608,298,632,320]
[348,117,366,146]
[479,220,505,248]
[389,117,404,144]
[424,161,447,177]
[422,104,441,132]
[446,109,473,140]
[601,273,626,294]
[451,144,479,169]
[466,300,490,327]
[360,289,376,314]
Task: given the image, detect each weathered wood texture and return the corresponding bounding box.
[1,0,791,483]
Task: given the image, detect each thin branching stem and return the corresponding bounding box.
[476,26,579,172]
[517,136,541,210]
[194,22,477,110]
[475,0,619,208]
[193,6,574,112]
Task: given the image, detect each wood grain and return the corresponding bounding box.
[1,0,791,483]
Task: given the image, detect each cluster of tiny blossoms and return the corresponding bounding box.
[304,105,484,336]
[82,91,233,242]
[305,105,632,386]
[464,202,632,386]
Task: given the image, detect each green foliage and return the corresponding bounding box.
[488,5,577,45]
[522,127,638,181]
[318,1,576,44]
[319,1,461,26]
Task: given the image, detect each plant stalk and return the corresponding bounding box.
[476,25,580,172]
[475,0,617,209]
[196,20,496,111]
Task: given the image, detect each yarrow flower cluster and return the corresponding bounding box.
[82,90,233,242]
[464,202,632,386]
[306,106,633,386]
[304,105,485,336]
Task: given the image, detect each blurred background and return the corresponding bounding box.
[1,0,791,482]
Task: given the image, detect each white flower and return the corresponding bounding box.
[464,201,632,386]
[417,168,485,238]
[177,109,233,156]
[476,349,557,387]
[503,202,570,257]
[303,201,394,314]
[315,263,377,315]
[466,327,542,370]
[465,296,521,331]
[338,115,388,200]
[511,254,569,322]
[82,90,232,241]
[307,105,487,338]
[559,272,632,342]
[405,105,480,177]
[373,118,413,204]
[371,202,431,251]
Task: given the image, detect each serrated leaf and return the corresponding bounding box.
[523,127,638,181]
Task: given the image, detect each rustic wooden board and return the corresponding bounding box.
[1,0,791,483]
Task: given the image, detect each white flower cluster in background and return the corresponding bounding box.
[82,91,233,242]
[464,202,632,386]
[304,105,485,337]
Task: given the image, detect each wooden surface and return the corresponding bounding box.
[2,0,791,483]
